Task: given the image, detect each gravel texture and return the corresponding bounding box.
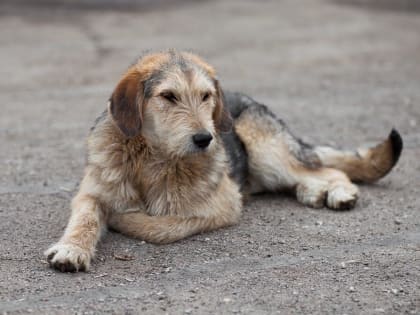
[1,0,419,314]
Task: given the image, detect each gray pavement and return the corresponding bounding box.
[1,0,420,314]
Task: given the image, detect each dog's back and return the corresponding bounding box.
[224,90,402,193]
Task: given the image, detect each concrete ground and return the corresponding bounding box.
[1,0,420,314]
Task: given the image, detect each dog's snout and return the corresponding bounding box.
[192,131,213,149]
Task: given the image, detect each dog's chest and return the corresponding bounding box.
[139,158,222,217]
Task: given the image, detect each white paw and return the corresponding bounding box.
[296,180,328,208]
[44,243,91,272]
[327,184,359,210]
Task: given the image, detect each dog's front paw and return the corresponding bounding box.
[327,184,359,210]
[44,243,91,272]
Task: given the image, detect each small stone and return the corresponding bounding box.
[189,288,198,293]
[185,309,192,314]
[394,219,402,225]
[391,288,398,295]
[349,286,356,293]
[114,253,135,261]
[223,297,232,303]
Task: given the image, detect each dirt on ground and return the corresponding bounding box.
[0,0,419,314]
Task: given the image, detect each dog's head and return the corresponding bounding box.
[109,50,232,157]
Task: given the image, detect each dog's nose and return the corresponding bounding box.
[192,131,213,149]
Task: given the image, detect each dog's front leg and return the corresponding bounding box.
[108,210,240,244]
[109,174,243,244]
[44,194,104,272]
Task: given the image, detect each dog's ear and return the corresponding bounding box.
[213,80,233,133]
[109,69,143,138]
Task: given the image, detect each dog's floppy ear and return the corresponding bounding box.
[213,79,233,133]
[109,68,143,138]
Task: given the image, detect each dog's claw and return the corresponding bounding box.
[44,243,91,272]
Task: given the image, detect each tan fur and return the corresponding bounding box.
[315,135,400,183]
[45,194,104,271]
[45,50,401,272]
[234,105,359,210]
[108,173,242,244]
[45,51,240,272]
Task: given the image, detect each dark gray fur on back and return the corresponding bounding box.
[220,130,248,188]
[220,92,253,188]
[222,91,321,188]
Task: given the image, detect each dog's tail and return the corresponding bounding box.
[314,129,403,183]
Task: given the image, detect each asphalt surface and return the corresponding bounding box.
[1,0,420,314]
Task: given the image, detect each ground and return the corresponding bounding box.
[0,0,419,314]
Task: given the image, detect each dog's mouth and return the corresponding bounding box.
[186,145,211,155]
[183,139,216,156]
[161,133,217,159]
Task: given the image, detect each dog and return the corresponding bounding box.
[45,50,403,272]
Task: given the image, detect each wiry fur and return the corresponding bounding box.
[314,129,403,183]
[45,50,403,272]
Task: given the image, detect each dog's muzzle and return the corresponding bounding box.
[192,131,213,149]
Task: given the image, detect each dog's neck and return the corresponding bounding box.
[136,138,227,216]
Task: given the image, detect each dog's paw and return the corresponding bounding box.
[296,180,328,208]
[44,243,91,272]
[326,184,359,210]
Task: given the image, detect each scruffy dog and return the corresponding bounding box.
[45,50,403,272]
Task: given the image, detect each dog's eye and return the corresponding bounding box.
[161,92,178,103]
[202,92,211,102]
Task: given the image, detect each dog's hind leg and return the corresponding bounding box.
[233,100,401,210]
